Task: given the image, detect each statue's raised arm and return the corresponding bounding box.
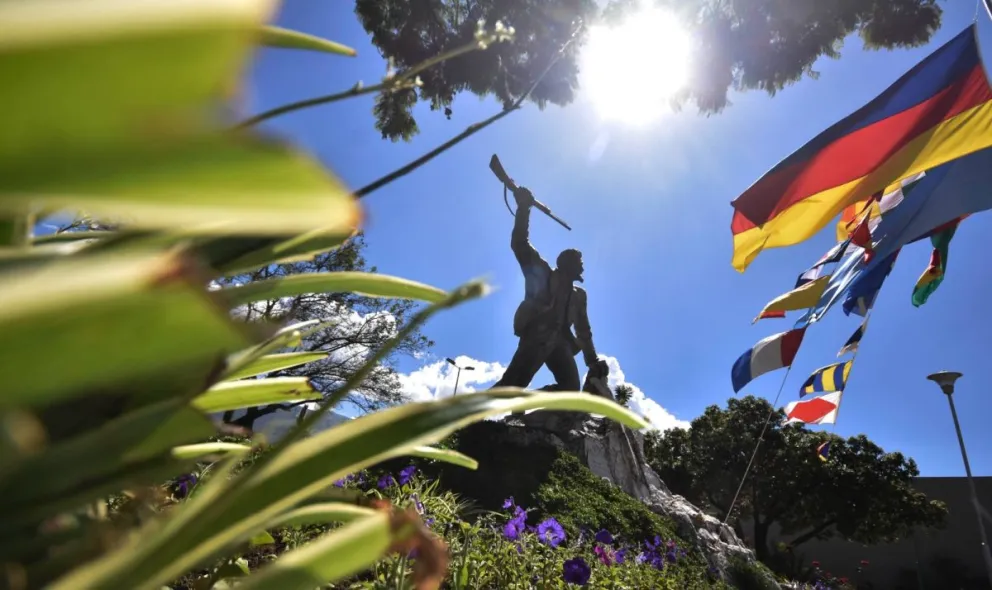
[509,186,543,270]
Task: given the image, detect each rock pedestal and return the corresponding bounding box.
[508,408,756,577]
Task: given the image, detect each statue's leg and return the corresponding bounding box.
[543,341,580,392]
[492,338,545,389]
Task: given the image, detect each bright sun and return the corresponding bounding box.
[580,7,693,126]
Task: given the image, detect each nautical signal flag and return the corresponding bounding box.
[912,218,960,307]
[784,392,842,425]
[837,319,868,357]
[817,440,831,462]
[836,172,927,242]
[731,328,806,393]
[800,361,853,397]
[796,240,849,289]
[730,24,992,272]
[753,277,830,324]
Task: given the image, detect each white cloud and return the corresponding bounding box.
[398,355,506,402]
[597,355,689,433]
[395,353,688,432]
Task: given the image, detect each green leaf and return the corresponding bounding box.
[220,271,447,307]
[222,319,325,379]
[215,557,250,579]
[237,514,392,590]
[408,445,478,470]
[32,230,117,245]
[192,378,319,414]
[265,503,376,529]
[258,25,356,56]
[0,401,212,520]
[171,442,252,460]
[248,531,275,547]
[0,0,277,160]
[211,228,355,276]
[222,352,329,381]
[49,389,645,589]
[0,135,360,236]
[0,251,258,409]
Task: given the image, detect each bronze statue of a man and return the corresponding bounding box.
[493,185,609,392]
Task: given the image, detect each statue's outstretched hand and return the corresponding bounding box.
[513,186,535,209]
[588,359,609,380]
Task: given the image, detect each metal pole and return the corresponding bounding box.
[452,367,462,397]
[945,392,992,585]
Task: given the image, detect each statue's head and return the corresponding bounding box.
[556,249,584,283]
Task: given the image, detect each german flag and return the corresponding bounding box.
[731,25,992,272]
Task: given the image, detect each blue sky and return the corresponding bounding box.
[248,1,992,476]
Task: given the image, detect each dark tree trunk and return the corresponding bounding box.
[222,410,234,423]
[753,519,771,562]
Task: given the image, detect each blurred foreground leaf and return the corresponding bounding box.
[222,352,329,381]
[0,0,278,159]
[259,25,356,56]
[0,251,258,409]
[192,378,319,414]
[221,271,446,307]
[0,136,360,236]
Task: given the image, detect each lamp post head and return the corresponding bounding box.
[445,357,457,367]
[464,366,476,371]
[927,371,963,395]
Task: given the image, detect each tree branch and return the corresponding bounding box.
[789,519,838,548]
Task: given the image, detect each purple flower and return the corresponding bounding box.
[666,549,677,563]
[172,474,197,499]
[615,548,627,564]
[503,507,527,541]
[377,474,395,489]
[333,478,346,488]
[502,496,515,510]
[594,545,614,566]
[398,465,416,486]
[562,557,591,586]
[594,529,613,545]
[536,518,566,547]
[411,494,425,514]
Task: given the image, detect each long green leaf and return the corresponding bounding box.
[0,251,258,408]
[265,503,376,529]
[408,445,478,470]
[49,390,646,589]
[258,25,356,56]
[192,378,319,414]
[239,513,392,590]
[171,442,252,460]
[220,272,446,307]
[32,230,118,245]
[0,0,278,160]
[0,135,360,236]
[222,352,329,381]
[212,228,355,276]
[222,319,324,379]
[0,401,212,513]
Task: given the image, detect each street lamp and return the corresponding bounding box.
[926,371,992,586]
[446,357,475,396]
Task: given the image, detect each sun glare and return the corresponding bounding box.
[580,7,693,126]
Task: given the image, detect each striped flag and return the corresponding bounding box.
[795,240,849,288]
[800,361,853,397]
[783,392,842,425]
[837,319,868,357]
[731,328,807,393]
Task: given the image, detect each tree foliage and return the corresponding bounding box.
[643,396,947,562]
[614,383,634,407]
[354,0,597,141]
[354,0,943,140]
[217,234,433,429]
